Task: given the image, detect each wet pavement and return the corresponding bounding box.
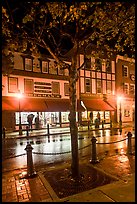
[2,122,135,202]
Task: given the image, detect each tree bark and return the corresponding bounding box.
[69,41,79,178]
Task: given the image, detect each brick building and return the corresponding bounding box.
[2,51,135,131]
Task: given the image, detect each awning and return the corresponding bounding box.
[45,99,85,112]
[2,96,85,112]
[105,99,117,110]
[2,96,48,112]
[82,99,114,111]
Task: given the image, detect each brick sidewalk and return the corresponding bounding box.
[2,169,52,202]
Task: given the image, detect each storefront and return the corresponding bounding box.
[2,96,84,130]
[15,111,71,129]
[80,99,115,124]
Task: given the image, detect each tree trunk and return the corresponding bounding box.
[69,42,79,179]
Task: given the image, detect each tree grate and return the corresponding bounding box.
[43,164,117,199]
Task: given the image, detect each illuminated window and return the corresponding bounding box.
[8,77,18,93]
[52,82,60,94]
[85,78,91,93]
[64,83,69,96]
[42,61,48,73]
[129,84,135,95]
[25,58,32,71]
[122,65,128,77]
[97,79,102,93]
[124,83,129,94]
[24,79,34,93]
[106,81,111,94]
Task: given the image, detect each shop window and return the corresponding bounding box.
[124,83,129,94]
[85,78,91,93]
[42,61,48,73]
[64,83,69,96]
[95,59,102,71]
[129,84,135,95]
[25,58,32,71]
[24,79,34,94]
[97,79,102,94]
[8,77,18,93]
[52,82,60,94]
[122,65,128,77]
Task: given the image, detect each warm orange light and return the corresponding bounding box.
[17,91,23,99]
[117,96,123,102]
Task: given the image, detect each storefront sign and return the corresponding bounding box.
[25,93,61,98]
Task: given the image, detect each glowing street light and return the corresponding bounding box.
[17,90,23,135]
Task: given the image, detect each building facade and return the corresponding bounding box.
[2,51,135,131]
[115,55,135,124]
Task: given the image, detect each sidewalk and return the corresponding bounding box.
[2,122,135,202]
[3,121,134,140]
[2,154,135,202]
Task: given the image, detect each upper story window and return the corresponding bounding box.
[106,60,112,73]
[64,83,69,96]
[49,61,57,75]
[85,78,91,93]
[106,81,111,94]
[52,82,60,94]
[84,57,91,70]
[95,59,102,71]
[122,65,128,77]
[96,79,102,93]
[25,58,32,71]
[24,79,34,94]
[8,77,18,93]
[129,84,135,95]
[124,83,129,94]
[42,61,49,73]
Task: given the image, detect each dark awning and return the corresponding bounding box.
[82,99,114,111]
[2,96,48,112]
[2,96,85,112]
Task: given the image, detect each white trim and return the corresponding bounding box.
[116,55,135,63]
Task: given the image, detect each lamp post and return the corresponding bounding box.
[17,90,23,135]
[117,96,122,129]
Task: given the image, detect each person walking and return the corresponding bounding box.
[97,112,101,123]
[27,114,34,131]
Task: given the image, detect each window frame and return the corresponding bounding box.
[24,78,34,94]
[8,77,18,93]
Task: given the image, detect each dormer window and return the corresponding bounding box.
[25,58,32,71]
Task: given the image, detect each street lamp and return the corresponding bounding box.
[117,96,123,129]
[17,90,23,135]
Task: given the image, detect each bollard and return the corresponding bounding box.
[127,132,132,154]
[3,127,6,139]
[47,123,50,136]
[26,125,29,137]
[90,136,99,164]
[19,125,23,135]
[24,143,37,178]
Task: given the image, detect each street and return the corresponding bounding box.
[2,126,135,172]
